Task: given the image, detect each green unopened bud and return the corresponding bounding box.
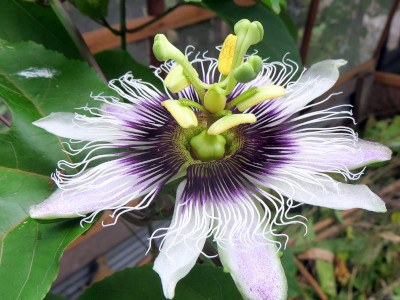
[190,130,226,161]
[234,19,264,46]
[204,87,227,113]
[164,65,191,93]
[233,62,257,83]
[153,34,184,62]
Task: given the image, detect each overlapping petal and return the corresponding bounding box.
[267,173,386,212]
[153,181,211,299]
[291,135,392,173]
[29,160,152,219]
[282,59,346,114]
[217,201,287,300]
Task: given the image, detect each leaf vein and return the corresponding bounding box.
[16,222,38,300]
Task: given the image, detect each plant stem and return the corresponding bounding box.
[126,2,184,34]
[98,17,120,35]
[120,0,127,50]
[97,2,185,37]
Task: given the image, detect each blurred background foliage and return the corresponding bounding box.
[0,0,399,299]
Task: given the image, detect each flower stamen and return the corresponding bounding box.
[161,100,198,128]
[164,64,191,93]
[207,113,256,135]
[228,85,286,111]
[218,34,237,76]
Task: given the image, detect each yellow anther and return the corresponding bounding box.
[164,64,191,93]
[162,100,198,128]
[207,113,256,135]
[236,85,285,112]
[218,34,237,76]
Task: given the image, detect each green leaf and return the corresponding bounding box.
[0,0,81,59]
[261,0,285,14]
[200,0,301,65]
[278,10,298,42]
[80,264,242,299]
[0,218,90,300]
[0,40,113,298]
[94,49,164,90]
[315,260,337,297]
[72,0,110,19]
[44,293,69,300]
[281,248,300,297]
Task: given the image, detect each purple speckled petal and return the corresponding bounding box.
[342,139,392,169]
[267,174,386,212]
[218,235,287,300]
[154,181,210,299]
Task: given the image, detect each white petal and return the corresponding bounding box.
[345,139,392,169]
[33,112,121,141]
[29,161,148,219]
[292,136,392,172]
[216,201,287,300]
[283,59,346,115]
[268,174,386,212]
[153,181,210,299]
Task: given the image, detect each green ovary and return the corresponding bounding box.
[190,130,226,161]
[174,118,242,163]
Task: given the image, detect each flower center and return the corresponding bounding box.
[174,114,243,163]
[153,19,286,162]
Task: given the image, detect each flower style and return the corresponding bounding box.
[30,20,391,299]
